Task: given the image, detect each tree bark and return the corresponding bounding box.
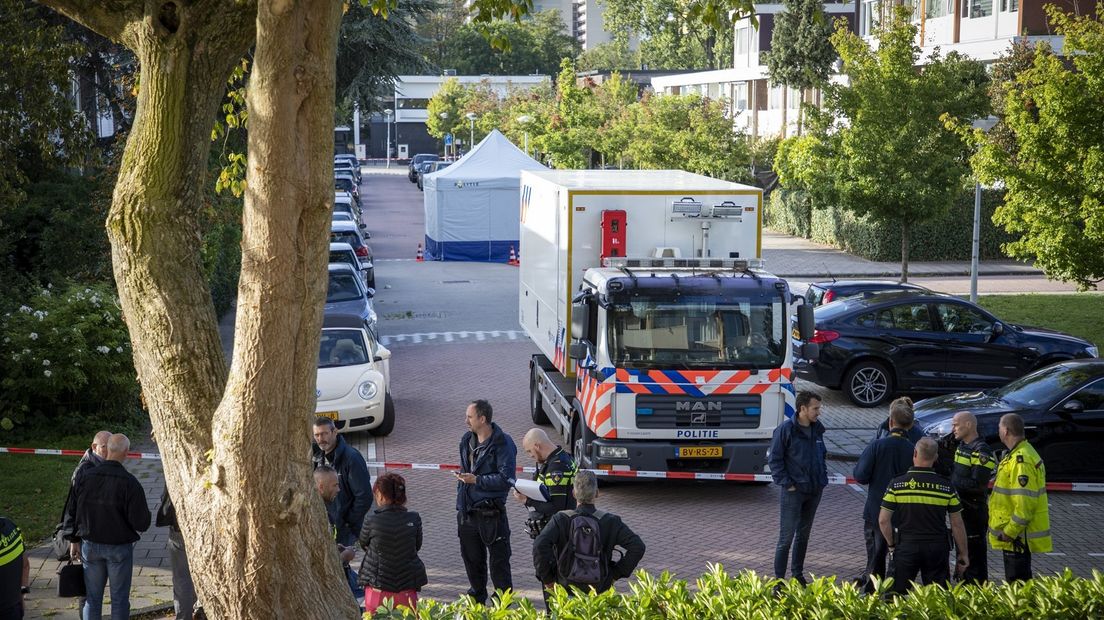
[38,0,354,616]
[900,220,910,283]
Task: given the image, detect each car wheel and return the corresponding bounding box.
[844,360,892,407]
[369,393,395,437]
[530,368,550,425]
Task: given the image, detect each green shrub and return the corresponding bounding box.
[364,565,1104,619]
[0,281,140,433]
[767,189,1020,262]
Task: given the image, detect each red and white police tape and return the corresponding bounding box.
[4,446,1104,493]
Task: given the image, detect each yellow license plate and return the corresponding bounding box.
[792,328,801,339]
[677,446,722,458]
[318,411,339,420]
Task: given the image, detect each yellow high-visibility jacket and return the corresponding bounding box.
[988,440,1051,553]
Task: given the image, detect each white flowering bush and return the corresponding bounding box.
[0,282,139,431]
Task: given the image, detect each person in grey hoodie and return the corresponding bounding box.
[768,392,828,586]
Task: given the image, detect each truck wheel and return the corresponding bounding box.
[530,369,550,425]
[571,414,592,468]
[843,360,892,408]
[369,393,396,437]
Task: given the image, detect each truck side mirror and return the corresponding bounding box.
[797,304,815,341]
[568,341,589,361]
[571,302,590,341]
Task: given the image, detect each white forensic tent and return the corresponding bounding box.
[423,129,545,262]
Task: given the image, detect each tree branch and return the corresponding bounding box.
[35,0,140,43]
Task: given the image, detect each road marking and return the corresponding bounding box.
[1045,552,1066,556]
[380,330,528,346]
[1089,553,1104,557]
[1072,503,1091,507]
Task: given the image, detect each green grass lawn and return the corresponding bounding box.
[0,434,96,544]
[977,293,1104,349]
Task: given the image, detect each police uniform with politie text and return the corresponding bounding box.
[947,412,996,584]
[988,413,1050,582]
[518,430,577,538]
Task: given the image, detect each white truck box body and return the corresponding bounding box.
[519,170,763,377]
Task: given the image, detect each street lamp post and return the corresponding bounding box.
[384,109,393,168]
[466,112,477,154]
[516,115,532,156]
[969,116,997,303]
[438,112,449,158]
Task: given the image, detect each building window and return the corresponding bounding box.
[962,0,993,18]
[1001,0,1017,11]
[396,98,431,110]
[734,82,748,111]
[788,87,801,109]
[769,85,782,110]
[735,26,749,55]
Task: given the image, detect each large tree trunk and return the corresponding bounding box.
[900,220,910,283]
[38,0,354,616]
[202,0,354,615]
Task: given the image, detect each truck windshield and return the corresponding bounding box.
[607,295,785,369]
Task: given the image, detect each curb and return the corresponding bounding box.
[131,603,174,619]
[828,451,860,463]
[774,269,1042,279]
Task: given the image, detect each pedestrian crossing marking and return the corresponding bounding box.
[380,330,527,346]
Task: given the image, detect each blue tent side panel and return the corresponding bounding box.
[424,235,518,262]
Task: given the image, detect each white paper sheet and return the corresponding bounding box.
[514,478,550,502]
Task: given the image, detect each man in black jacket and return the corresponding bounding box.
[311,417,373,548]
[58,430,111,547]
[67,433,151,620]
[455,400,517,605]
[768,391,828,587]
[515,428,577,539]
[853,406,914,592]
[533,469,645,596]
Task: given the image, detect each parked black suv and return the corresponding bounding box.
[805,279,928,306]
[793,291,1097,407]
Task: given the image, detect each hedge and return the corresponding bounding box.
[366,566,1104,619]
[765,189,1021,263]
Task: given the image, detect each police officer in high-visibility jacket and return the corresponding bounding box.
[515,428,577,538]
[950,411,995,584]
[988,413,1051,582]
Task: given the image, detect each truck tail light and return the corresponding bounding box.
[809,329,840,344]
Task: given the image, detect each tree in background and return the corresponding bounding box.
[591,73,640,166]
[765,0,837,134]
[602,0,756,70]
[336,0,438,118]
[625,92,750,180]
[775,7,989,281]
[970,6,1104,289]
[439,11,578,75]
[426,77,470,145]
[415,0,468,69]
[578,40,641,71]
[539,59,601,167]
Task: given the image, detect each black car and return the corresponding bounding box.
[408,153,439,183]
[805,279,928,306]
[793,291,1098,407]
[914,360,1104,481]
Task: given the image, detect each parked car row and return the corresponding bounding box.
[315,157,395,437]
[416,160,451,191]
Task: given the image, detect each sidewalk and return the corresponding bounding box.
[761,229,1040,279]
[22,442,175,619]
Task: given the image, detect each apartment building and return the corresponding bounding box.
[464,0,618,50]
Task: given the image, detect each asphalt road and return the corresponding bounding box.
[352,172,1104,604]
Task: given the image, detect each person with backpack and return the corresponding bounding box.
[532,470,645,599]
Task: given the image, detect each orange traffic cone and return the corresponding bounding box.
[508,246,518,266]
[415,243,424,262]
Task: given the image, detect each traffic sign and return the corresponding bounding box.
[444,133,453,146]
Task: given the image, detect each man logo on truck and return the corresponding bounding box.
[676,401,723,412]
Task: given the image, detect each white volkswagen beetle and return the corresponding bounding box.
[315,313,394,435]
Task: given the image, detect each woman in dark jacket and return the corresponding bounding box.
[357,473,427,613]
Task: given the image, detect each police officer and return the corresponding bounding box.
[515,428,577,538]
[989,413,1051,582]
[1,514,30,620]
[948,411,995,584]
[879,437,969,594]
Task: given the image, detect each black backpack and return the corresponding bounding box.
[556,510,607,586]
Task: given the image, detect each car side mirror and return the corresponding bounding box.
[991,322,1004,336]
[1063,399,1084,414]
[365,287,375,298]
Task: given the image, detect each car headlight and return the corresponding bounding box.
[358,381,378,400]
[598,446,628,459]
[1087,345,1099,358]
[924,419,953,437]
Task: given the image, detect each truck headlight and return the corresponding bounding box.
[358,381,378,400]
[598,446,628,459]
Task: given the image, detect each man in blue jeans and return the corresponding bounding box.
[768,391,828,588]
[67,434,151,620]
